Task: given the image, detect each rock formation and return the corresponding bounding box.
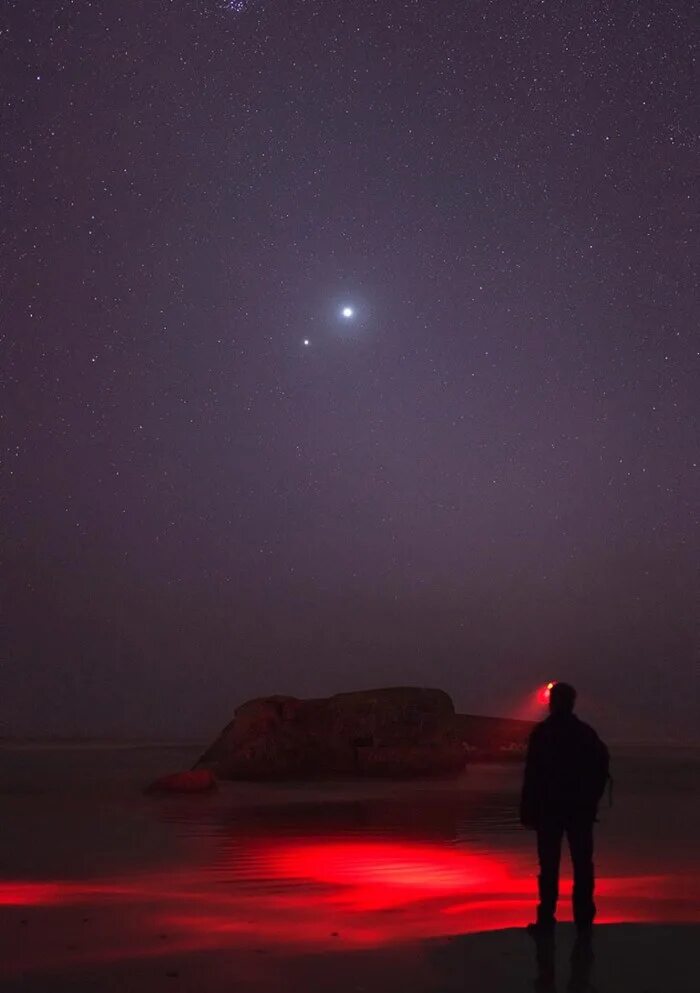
[194,686,467,780]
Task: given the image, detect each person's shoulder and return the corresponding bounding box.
[573,716,606,745]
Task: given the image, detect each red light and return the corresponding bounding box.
[538,681,556,705]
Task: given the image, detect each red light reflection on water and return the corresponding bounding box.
[271,841,509,904]
[2,839,698,977]
[0,879,155,906]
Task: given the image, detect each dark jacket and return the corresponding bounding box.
[520,713,609,826]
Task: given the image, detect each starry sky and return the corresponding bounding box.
[2,1,697,740]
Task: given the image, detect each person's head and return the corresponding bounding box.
[549,681,577,715]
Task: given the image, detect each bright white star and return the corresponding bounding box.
[341,306,354,318]
[303,339,310,346]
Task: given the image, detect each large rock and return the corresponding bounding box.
[195,687,466,780]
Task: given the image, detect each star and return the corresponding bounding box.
[341,306,354,318]
[302,339,310,346]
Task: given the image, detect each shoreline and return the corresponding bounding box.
[2,921,697,992]
[2,744,697,991]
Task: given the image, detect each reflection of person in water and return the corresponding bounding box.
[520,682,610,935]
[532,928,596,993]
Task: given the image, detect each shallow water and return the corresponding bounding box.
[1,743,698,979]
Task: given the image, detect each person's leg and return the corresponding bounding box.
[536,821,563,927]
[567,819,595,929]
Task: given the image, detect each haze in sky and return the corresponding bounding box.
[2,1,697,740]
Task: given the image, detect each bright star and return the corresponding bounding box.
[303,339,310,346]
[341,306,354,318]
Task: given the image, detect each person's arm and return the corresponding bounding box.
[594,737,610,803]
[520,730,539,828]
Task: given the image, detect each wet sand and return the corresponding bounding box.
[1,743,698,991]
[2,914,697,993]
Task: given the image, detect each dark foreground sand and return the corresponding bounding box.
[2,920,696,993]
[3,746,698,991]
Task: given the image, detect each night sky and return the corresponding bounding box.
[2,1,697,740]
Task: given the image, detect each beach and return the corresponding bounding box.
[1,743,698,991]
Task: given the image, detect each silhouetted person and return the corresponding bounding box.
[520,682,609,935]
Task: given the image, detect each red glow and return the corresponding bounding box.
[1,840,698,978]
[0,881,66,906]
[268,840,511,912]
[538,681,556,705]
[510,682,558,720]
